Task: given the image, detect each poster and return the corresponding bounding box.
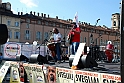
[36,65,45,83]
[0,61,11,82]
[74,70,101,83]
[3,42,21,60]
[101,73,121,83]
[23,63,29,82]
[18,62,25,82]
[44,66,57,83]
[10,62,20,83]
[56,67,74,83]
[25,64,37,83]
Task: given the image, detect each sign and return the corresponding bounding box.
[4,42,21,59]
[3,42,48,60]
[56,67,74,83]
[74,70,100,83]
[36,65,45,83]
[101,73,121,83]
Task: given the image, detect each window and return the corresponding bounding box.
[37,20,41,24]
[15,22,19,27]
[113,21,116,26]
[44,32,49,40]
[45,22,48,25]
[84,28,87,32]
[7,20,11,26]
[26,19,30,23]
[60,24,62,28]
[36,31,41,40]
[80,37,83,42]
[14,32,20,39]
[8,30,12,38]
[25,30,30,40]
[95,39,98,45]
[90,37,93,44]
[100,39,103,45]
[26,23,29,28]
[53,23,55,26]
[84,37,87,42]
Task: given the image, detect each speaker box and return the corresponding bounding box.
[0,24,8,45]
[29,54,48,64]
[69,55,98,69]
[16,54,29,62]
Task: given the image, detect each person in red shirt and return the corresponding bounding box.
[67,22,81,55]
[105,41,114,62]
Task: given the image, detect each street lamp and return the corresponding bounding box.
[90,19,100,44]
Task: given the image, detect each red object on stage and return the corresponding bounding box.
[105,44,114,62]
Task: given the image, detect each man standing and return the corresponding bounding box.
[51,28,62,63]
[67,22,81,55]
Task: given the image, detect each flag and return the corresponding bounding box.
[73,12,79,27]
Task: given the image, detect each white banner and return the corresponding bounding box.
[3,42,48,60]
[74,70,101,83]
[56,67,74,83]
[101,73,121,83]
[3,42,21,59]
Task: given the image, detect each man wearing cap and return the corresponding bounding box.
[67,22,81,55]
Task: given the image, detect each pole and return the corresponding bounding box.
[120,0,124,82]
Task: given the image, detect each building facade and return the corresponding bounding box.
[0,1,120,47]
[0,2,20,42]
[19,11,119,47]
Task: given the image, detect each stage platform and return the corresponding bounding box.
[45,60,120,75]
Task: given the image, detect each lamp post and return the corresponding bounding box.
[90,18,100,45]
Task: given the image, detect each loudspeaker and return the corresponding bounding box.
[29,54,48,64]
[16,54,29,62]
[69,55,98,69]
[0,24,8,45]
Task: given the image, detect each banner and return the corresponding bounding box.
[3,42,21,60]
[10,62,20,83]
[22,44,48,57]
[101,73,121,83]
[56,67,74,83]
[0,61,11,82]
[24,63,37,83]
[1,61,121,83]
[74,70,101,83]
[36,65,45,83]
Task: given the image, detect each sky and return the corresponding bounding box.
[2,0,121,28]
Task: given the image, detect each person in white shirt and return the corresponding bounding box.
[51,28,62,63]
